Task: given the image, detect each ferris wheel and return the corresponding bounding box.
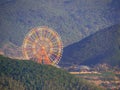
[22,26,63,66]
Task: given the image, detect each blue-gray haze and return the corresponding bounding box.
[0,0,120,47]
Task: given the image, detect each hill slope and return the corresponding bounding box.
[0,55,104,90]
[60,24,120,66]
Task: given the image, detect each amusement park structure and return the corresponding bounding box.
[22,26,63,66]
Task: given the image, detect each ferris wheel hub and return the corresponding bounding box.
[41,46,45,49]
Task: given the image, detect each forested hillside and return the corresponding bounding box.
[0,55,104,90]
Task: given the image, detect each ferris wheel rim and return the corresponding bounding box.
[22,26,63,66]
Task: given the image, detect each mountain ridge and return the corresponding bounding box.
[60,24,120,66]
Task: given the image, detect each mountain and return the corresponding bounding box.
[0,41,24,59]
[0,0,120,47]
[0,55,104,90]
[60,24,120,66]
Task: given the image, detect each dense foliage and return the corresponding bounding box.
[0,76,26,90]
[0,55,104,90]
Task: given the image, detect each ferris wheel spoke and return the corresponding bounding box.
[37,42,42,47]
[38,29,43,38]
[53,46,60,49]
[52,40,58,44]
[30,35,36,41]
[45,31,50,38]
[50,35,56,41]
[43,30,46,38]
[51,48,60,52]
[55,44,62,49]
[52,53,60,57]
[52,44,58,48]
[51,47,59,50]
[51,47,57,51]
[27,36,34,42]
[33,34,38,40]
[27,37,34,42]
[27,40,34,45]
[26,53,33,57]
[34,31,41,41]
[46,31,52,39]
[52,42,59,45]
[24,39,31,44]
[50,39,56,43]
[48,33,55,40]
[23,47,35,51]
[52,44,59,47]
[49,55,56,61]
[26,43,34,47]
[50,54,58,61]
[31,31,39,41]
[52,51,59,54]
[49,57,54,62]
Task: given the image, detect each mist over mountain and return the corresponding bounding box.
[0,41,23,59]
[0,0,120,47]
[60,24,120,66]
